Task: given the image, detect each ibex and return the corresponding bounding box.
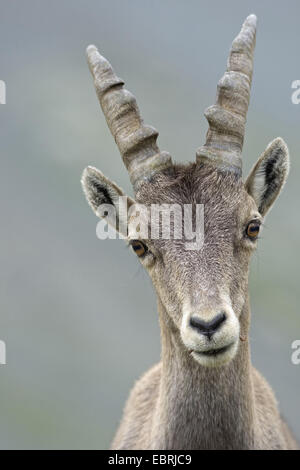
[81,15,298,449]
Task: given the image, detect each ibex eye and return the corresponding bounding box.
[131,240,148,257]
[246,221,261,240]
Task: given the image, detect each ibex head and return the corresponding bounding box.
[82,15,289,367]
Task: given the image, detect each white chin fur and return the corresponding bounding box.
[191,340,239,367]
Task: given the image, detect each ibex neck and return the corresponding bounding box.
[152,298,256,450]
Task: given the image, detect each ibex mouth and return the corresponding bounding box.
[192,342,234,357]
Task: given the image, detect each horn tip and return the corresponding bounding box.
[86,45,102,69]
[86,44,98,56]
[245,14,257,28]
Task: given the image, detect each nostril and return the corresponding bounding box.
[190,312,227,339]
[211,312,226,331]
[190,316,207,332]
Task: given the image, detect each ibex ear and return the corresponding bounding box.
[81,166,135,235]
[245,138,289,216]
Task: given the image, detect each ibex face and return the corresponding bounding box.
[82,15,289,368]
[133,164,260,367]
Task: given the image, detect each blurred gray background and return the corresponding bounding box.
[0,0,299,449]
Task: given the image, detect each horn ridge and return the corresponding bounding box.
[86,45,172,190]
[196,14,257,173]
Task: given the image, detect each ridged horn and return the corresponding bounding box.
[196,14,257,173]
[86,45,172,190]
